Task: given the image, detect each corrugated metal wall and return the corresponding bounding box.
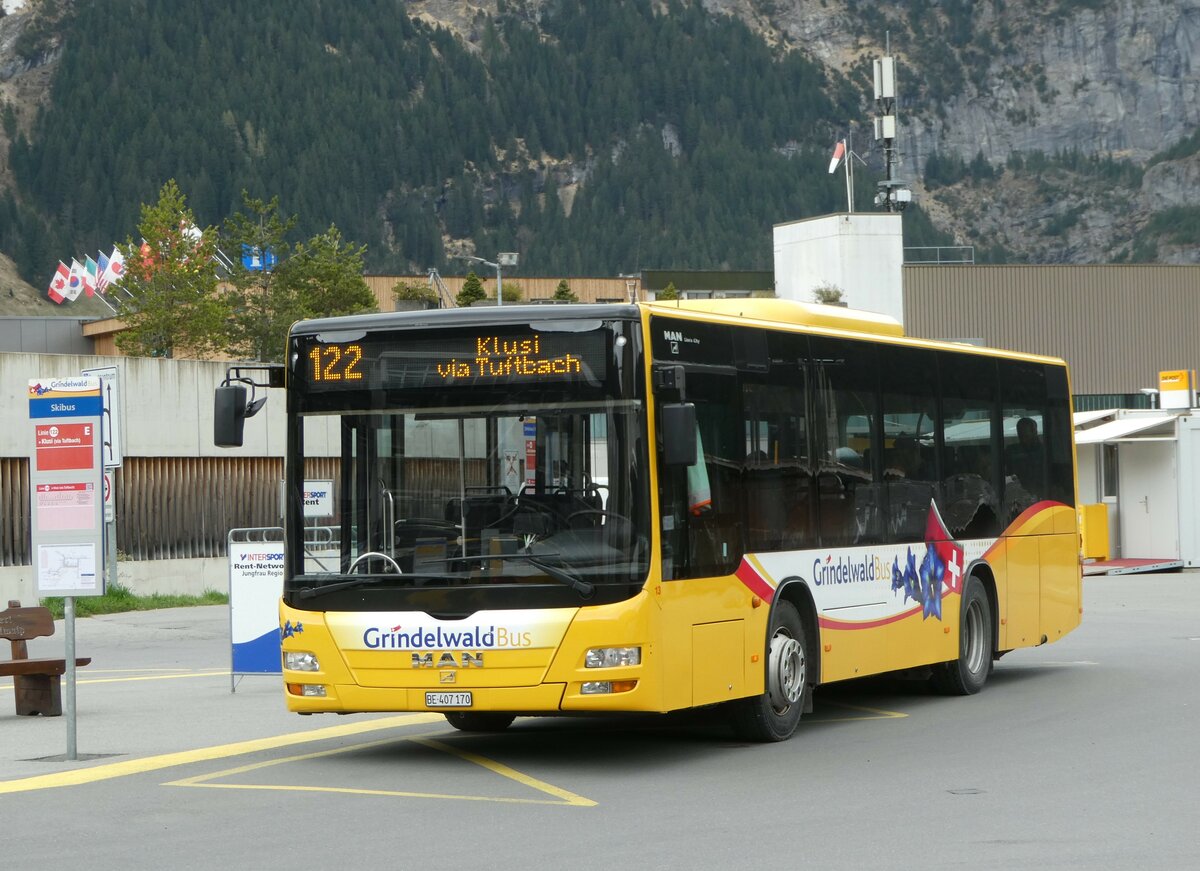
[904,265,1200,395]
[0,459,29,567]
[0,456,339,566]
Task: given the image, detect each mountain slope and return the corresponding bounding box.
[0,0,1197,303]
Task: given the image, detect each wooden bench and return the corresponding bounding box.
[0,600,92,716]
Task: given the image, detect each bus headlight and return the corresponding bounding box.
[284,651,320,672]
[585,646,641,668]
[581,680,638,694]
[287,683,327,697]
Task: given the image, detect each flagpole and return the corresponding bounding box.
[94,293,118,315]
[845,130,854,214]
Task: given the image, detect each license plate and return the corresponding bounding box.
[425,691,472,708]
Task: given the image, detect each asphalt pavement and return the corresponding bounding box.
[0,603,399,779]
[2,572,1198,871]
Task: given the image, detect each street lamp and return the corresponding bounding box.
[459,252,519,306]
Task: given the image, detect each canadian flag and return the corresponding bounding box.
[46,261,70,304]
[828,139,846,174]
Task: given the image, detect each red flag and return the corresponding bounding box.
[827,139,846,174]
[47,261,70,304]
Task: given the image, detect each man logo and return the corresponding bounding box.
[439,671,456,684]
[412,651,484,668]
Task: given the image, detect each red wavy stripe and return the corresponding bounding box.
[734,560,776,603]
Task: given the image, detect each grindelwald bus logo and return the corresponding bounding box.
[362,623,533,650]
[812,553,886,587]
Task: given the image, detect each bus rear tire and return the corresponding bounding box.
[444,712,516,733]
[730,600,809,742]
[932,575,993,695]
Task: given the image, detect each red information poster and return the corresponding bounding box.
[35,423,96,471]
[35,482,98,532]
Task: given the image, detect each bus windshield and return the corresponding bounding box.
[285,314,650,610]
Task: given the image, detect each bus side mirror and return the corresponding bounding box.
[661,403,697,466]
[214,385,248,448]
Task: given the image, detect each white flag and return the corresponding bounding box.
[66,259,87,302]
[102,246,126,287]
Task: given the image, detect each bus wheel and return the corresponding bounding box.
[444,712,516,733]
[731,600,808,742]
[932,575,993,695]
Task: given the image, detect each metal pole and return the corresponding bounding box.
[496,262,503,306]
[846,130,854,214]
[65,596,77,760]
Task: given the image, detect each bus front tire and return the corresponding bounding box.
[731,600,809,742]
[444,712,516,733]
[932,575,993,695]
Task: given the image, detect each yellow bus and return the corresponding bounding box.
[219,298,1081,741]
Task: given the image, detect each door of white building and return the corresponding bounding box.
[1117,441,1178,559]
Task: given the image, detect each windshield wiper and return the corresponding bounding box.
[492,552,595,599]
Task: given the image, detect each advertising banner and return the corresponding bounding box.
[228,530,285,676]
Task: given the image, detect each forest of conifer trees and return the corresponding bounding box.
[0,0,954,288]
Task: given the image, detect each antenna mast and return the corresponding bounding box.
[873,39,911,212]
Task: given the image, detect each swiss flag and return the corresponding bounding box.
[46,261,70,304]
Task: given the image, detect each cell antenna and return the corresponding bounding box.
[873,44,911,212]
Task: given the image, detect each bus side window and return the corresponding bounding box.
[938,352,1000,539]
[880,347,939,543]
[742,370,811,552]
[1000,361,1057,521]
[811,336,883,547]
[663,371,744,579]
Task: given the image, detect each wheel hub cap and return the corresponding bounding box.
[767,632,805,711]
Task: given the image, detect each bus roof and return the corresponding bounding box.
[641,297,1068,366]
[289,298,1065,367]
[642,298,905,338]
[290,303,641,337]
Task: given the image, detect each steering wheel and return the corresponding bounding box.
[347,551,403,574]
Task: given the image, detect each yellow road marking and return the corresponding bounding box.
[0,714,442,795]
[809,700,908,722]
[411,737,596,806]
[0,697,901,800]
[167,732,596,807]
[0,670,228,691]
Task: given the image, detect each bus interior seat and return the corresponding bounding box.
[445,493,513,553]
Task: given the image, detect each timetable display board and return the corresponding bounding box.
[300,327,609,392]
[28,376,105,597]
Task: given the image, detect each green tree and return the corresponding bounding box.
[552,278,578,302]
[116,180,227,359]
[221,192,300,362]
[456,270,487,306]
[497,280,523,303]
[657,282,679,301]
[285,226,377,323]
[222,196,375,362]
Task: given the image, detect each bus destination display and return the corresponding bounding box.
[303,329,607,390]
